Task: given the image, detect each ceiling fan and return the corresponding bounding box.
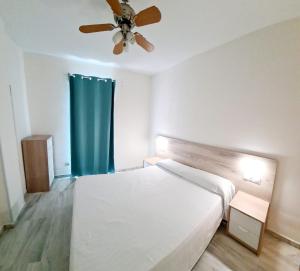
[79,0,161,55]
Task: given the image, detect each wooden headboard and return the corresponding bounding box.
[155,136,277,202]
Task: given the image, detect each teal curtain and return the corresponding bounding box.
[69,74,115,176]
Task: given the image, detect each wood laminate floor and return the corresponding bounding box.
[0,178,299,271]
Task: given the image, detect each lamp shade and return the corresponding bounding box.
[126,32,135,44]
[112,31,123,44]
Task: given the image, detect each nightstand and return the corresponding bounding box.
[143,157,164,168]
[227,191,269,255]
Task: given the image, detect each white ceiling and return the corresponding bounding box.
[1,0,300,74]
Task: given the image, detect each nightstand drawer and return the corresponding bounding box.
[229,221,260,250]
[230,208,261,236]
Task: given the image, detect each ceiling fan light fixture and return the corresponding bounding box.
[126,32,135,44]
[112,31,123,44]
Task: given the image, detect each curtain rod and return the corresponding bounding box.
[68,73,115,82]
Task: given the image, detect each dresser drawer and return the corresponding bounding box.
[230,208,261,236]
[228,221,260,250]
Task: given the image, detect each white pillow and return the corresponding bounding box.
[156,159,235,219]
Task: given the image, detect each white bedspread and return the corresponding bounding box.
[70,166,224,271]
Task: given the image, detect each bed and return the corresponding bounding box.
[70,159,235,271]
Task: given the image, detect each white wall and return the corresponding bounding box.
[0,19,30,221]
[0,143,11,230]
[24,53,151,175]
[151,18,300,243]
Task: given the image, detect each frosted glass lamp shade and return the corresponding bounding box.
[126,32,135,44]
[112,31,123,44]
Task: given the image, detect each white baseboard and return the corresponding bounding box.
[267,229,300,249]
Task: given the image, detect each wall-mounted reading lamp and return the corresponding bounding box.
[156,136,169,153]
[239,157,266,185]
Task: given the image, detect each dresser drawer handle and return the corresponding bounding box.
[238,225,249,233]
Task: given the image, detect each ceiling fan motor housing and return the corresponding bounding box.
[114,3,136,30]
[113,2,136,47]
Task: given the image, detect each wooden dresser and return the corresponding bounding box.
[22,135,54,193]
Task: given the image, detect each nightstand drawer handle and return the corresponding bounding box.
[238,225,249,233]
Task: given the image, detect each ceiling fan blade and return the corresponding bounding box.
[134,6,161,27]
[106,0,122,17]
[134,33,154,52]
[113,40,124,55]
[79,24,116,33]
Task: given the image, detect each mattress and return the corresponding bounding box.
[70,166,224,271]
